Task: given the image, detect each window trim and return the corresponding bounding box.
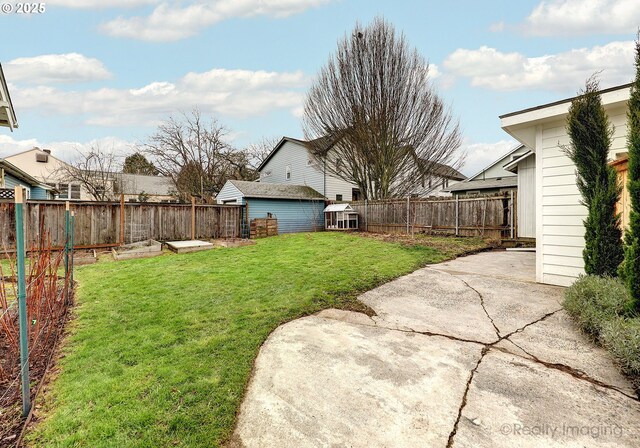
[285,165,291,181]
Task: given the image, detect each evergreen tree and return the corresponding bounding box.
[622,37,640,309]
[566,77,624,277]
[123,152,159,175]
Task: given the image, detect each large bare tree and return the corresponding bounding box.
[303,17,463,200]
[56,145,121,201]
[139,109,249,201]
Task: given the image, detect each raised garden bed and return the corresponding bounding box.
[212,239,256,248]
[112,240,162,261]
[73,250,98,265]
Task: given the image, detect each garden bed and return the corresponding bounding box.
[112,240,162,261]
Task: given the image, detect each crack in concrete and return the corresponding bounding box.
[500,308,564,340]
[504,338,640,402]
[446,346,489,448]
[426,267,502,339]
[457,276,502,339]
[320,269,639,448]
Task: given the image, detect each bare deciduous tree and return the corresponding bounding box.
[245,136,280,171]
[139,109,249,201]
[56,145,121,201]
[303,17,463,200]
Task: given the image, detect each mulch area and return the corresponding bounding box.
[0,294,72,447]
[353,231,500,255]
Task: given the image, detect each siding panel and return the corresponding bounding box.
[246,198,324,234]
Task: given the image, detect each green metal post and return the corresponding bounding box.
[64,202,70,304]
[14,187,31,417]
[70,212,75,286]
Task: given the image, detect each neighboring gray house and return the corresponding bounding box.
[413,162,466,197]
[258,137,359,201]
[445,145,528,196]
[116,173,176,203]
[216,179,325,234]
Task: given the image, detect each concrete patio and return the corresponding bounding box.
[231,251,640,447]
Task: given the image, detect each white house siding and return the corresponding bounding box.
[260,140,359,201]
[536,105,628,286]
[216,181,245,204]
[517,155,536,238]
[260,141,324,193]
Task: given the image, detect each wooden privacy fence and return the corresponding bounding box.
[350,193,516,239]
[0,199,244,251]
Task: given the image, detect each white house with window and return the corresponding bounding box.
[258,136,464,201]
[5,148,88,200]
[258,137,359,201]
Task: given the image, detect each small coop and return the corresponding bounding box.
[324,203,359,230]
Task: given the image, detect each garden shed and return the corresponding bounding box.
[324,203,359,230]
[216,180,326,234]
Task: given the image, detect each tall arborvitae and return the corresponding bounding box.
[566,77,624,277]
[622,37,640,309]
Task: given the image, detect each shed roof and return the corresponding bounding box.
[229,179,325,200]
[324,203,355,213]
[444,176,517,192]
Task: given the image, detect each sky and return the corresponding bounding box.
[0,0,639,176]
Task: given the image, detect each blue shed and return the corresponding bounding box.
[217,179,325,234]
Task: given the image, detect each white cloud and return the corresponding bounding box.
[4,53,112,84]
[443,41,635,91]
[10,68,308,126]
[522,0,640,36]
[101,0,334,41]
[459,140,519,177]
[48,0,159,8]
[0,135,133,161]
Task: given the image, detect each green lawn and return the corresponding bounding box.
[28,232,487,447]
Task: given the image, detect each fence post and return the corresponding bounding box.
[510,190,514,239]
[119,193,125,245]
[191,196,196,240]
[406,197,410,234]
[14,187,31,417]
[365,199,368,232]
[455,195,459,236]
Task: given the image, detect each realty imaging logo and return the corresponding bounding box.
[499,422,624,439]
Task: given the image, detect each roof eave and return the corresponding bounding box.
[500,83,632,149]
[0,64,18,131]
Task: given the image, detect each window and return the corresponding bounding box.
[336,194,343,201]
[442,178,449,189]
[285,165,291,180]
[352,189,361,201]
[71,184,81,199]
[58,183,69,199]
